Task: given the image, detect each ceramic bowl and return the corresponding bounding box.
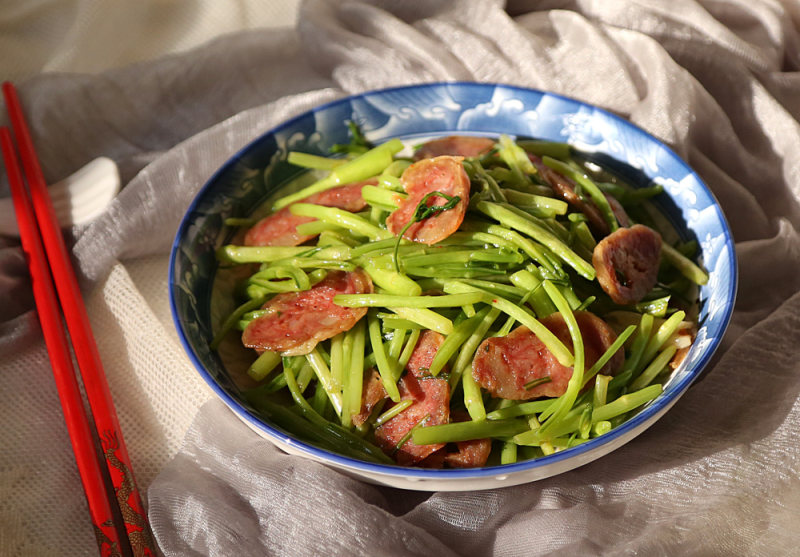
[169,82,736,491]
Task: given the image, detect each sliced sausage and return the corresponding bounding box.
[528,153,610,236]
[244,181,371,246]
[472,311,623,400]
[405,329,446,377]
[241,269,372,356]
[373,330,451,465]
[442,411,492,468]
[352,369,387,428]
[593,224,662,305]
[373,373,450,465]
[386,156,470,245]
[605,193,631,228]
[414,136,495,160]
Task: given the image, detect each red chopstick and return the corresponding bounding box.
[2,82,156,556]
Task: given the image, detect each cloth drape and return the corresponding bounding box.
[2,1,799,554]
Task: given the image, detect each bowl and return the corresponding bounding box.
[169,82,736,491]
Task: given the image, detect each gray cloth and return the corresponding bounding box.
[2,0,800,555]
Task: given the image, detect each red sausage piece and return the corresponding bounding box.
[386,156,470,245]
[352,369,387,428]
[593,224,662,305]
[442,411,492,469]
[528,153,610,236]
[241,269,372,356]
[374,331,451,465]
[414,136,495,160]
[244,181,371,246]
[472,311,623,400]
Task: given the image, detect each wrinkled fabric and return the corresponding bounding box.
[2,0,800,555]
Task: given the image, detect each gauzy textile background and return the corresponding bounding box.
[2,0,800,555]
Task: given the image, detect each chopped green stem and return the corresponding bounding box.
[295,220,342,236]
[450,307,502,391]
[443,281,573,367]
[609,313,654,390]
[462,360,487,421]
[500,441,518,464]
[368,312,402,402]
[217,245,308,264]
[636,310,686,376]
[465,159,507,202]
[476,201,595,279]
[593,374,612,407]
[378,315,425,330]
[247,350,282,382]
[287,151,346,170]
[497,134,536,184]
[428,308,488,376]
[411,418,530,445]
[210,295,267,350]
[343,318,367,427]
[525,376,553,390]
[592,384,662,422]
[309,380,330,416]
[290,203,392,240]
[536,281,585,430]
[274,139,403,209]
[515,403,589,444]
[542,156,619,233]
[388,328,407,359]
[361,265,422,296]
[398,329,422,371]
[305,348,343,416]
[630,345,678,391]
[335,292,484,309]
[486,399,554,420]
[361,184,404,210]
[329,333,345,393]
[250,265,311,291]
[661,241,709,285]
[636,295,671,317]
[508,269,558,317]
[281,366,394,464]
[387,307,453,335]
[579,405,593,439]
[593,420,612,436]
[462,221,560,275]
[224,217,257,227]
[517,139,572,159]
[375,399,414,426]
[581,324,636,388]
[501,189,568,215]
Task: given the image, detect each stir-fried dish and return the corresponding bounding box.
[212,128,708,468]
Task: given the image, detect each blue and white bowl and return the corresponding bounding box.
[169,82,737,491]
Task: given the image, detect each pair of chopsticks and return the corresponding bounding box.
[1,83,156,556]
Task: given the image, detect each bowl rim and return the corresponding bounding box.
[169,81,738,481]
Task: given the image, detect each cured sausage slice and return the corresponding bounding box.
[352,369,387,428]
[472,311,623,400]
[405,329,446,377]
[386,156,470,245]
[442,411,492,468]
[528,153,610,236]
[244,181,371,246]
[241,270,372,356]
[605,193,631,228]
[593,224,662,305]
[414,136,495,160]
[374,331,451,465]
